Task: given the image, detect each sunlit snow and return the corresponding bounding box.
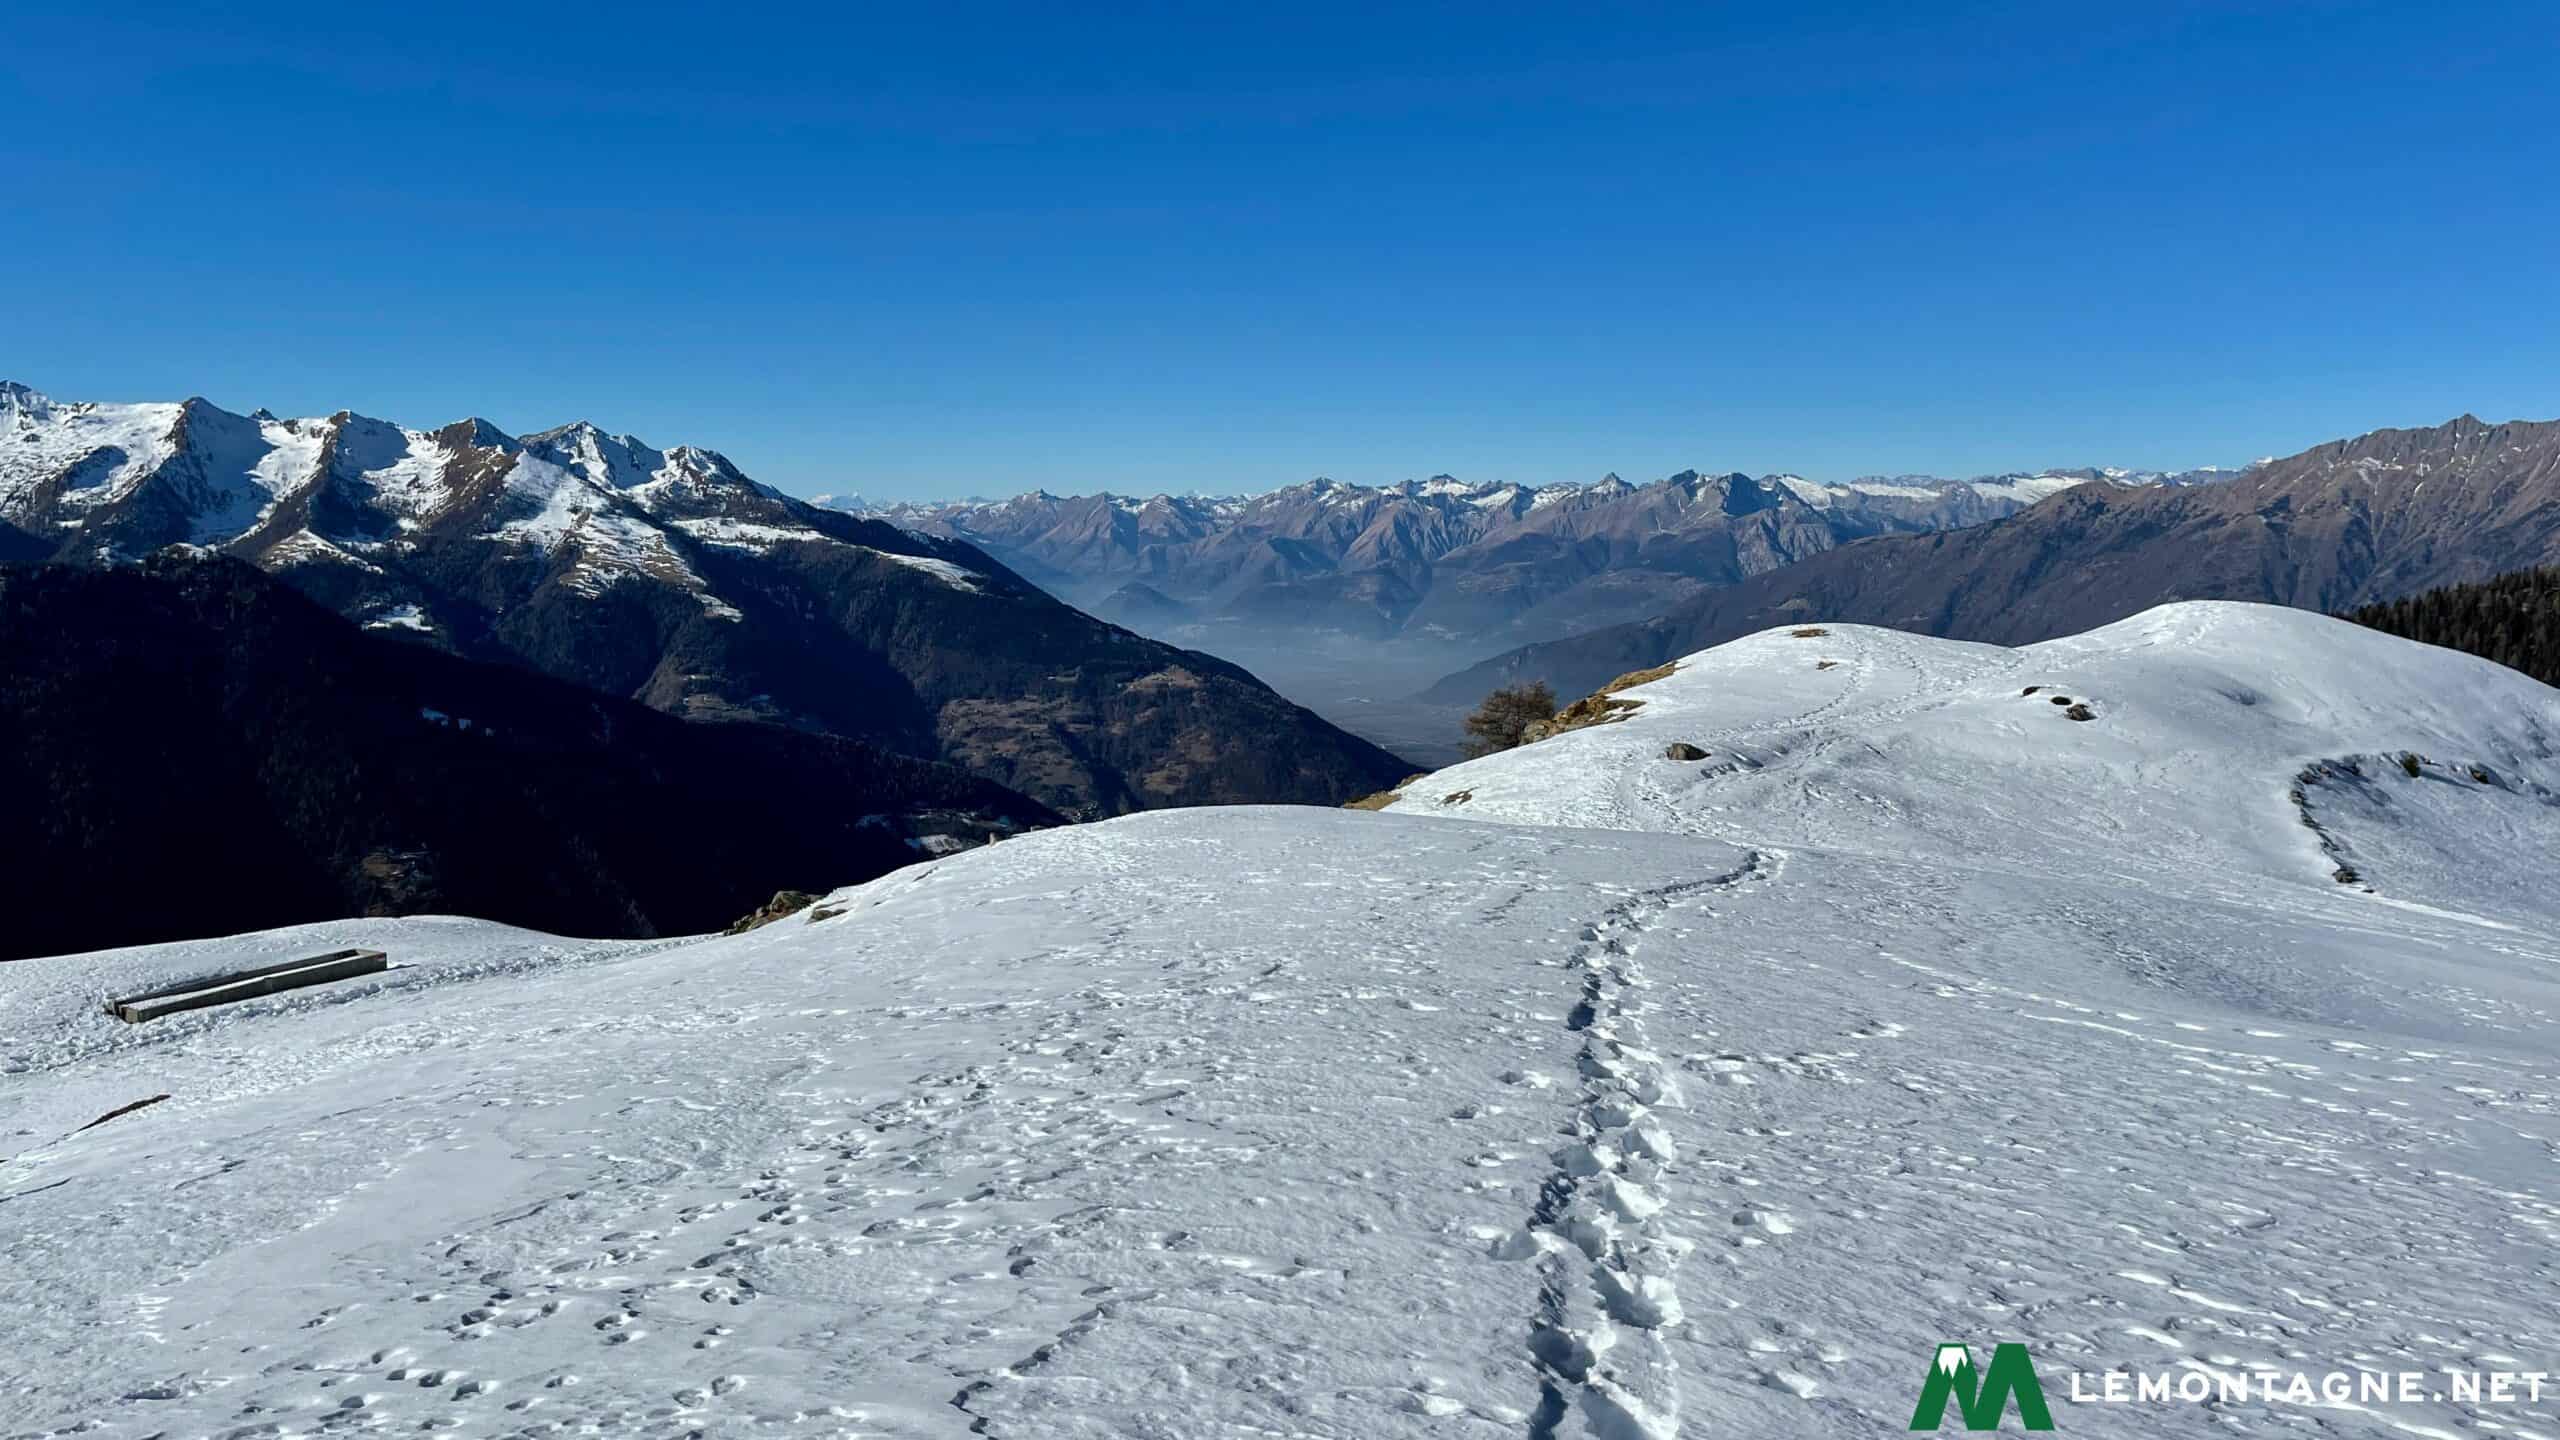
[5,603,2558,1437]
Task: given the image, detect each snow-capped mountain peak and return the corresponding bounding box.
[0,385,1017,634]
[439,415,515,448]
[1,378,59,423]
[518,419,677,492]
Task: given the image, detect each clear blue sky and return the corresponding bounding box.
[5,2,2555,499]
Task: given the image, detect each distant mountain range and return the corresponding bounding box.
[827,464,2242,650]
[0,383,1410,815]
[1427,414,2560,702]
[0,558,1058,961]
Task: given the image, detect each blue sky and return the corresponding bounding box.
[5,2,2555,499]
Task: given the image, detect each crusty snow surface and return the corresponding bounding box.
[7,603,2560,1438]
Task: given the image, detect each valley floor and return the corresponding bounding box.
[5,604,2559,1438]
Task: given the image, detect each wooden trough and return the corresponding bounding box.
[103,949,389,1024]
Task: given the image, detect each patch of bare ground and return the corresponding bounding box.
[1344,773,1430,810]
[1523,663,1682,743]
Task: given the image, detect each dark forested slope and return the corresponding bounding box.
[2343,566,2560,688]
[0,557,1055,960]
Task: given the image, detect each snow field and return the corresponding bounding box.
[5,602,2560,1436]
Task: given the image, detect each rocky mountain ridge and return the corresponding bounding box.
[833,462,2241,648]
[1426,413,2560,702]
[0,384,1412,814]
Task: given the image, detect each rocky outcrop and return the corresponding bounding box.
[727,890,822,934]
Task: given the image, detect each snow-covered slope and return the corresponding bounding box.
[8,604,2560,1438]
[1392,603,2560,915]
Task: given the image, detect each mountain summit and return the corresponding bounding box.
[0,385,1411,813]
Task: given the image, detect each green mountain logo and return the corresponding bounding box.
[1911,1342,2055,1431]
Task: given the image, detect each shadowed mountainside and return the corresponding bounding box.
[0,557,1059,960]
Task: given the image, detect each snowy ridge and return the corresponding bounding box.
[264,529,385,574]
[491,452,733,612]
[854,459,2250,648]
[1390,602,2560,900]
[7,603,2560,1437]
[0,393,186,522]
[855,463,2236,527]
[0,383,993,612]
